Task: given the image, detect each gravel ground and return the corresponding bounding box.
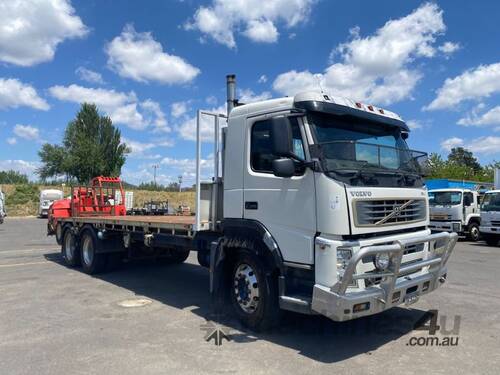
[0,218,499,375]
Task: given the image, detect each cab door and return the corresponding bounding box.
[242,115,317,265]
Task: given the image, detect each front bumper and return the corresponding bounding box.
[480,225,500,235]
[311,231,458,321]
[429,220,462,233]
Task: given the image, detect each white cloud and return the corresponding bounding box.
[441,136,500,155]
[0,78,49,111]
[440,137,463,151]
[106,24,200,84]
[407,119,423,130]
[273,3,446,105]
[13,124,40,141]
[122,137,173,159]
[238,89,272,103]
[176,104,226,142]
[242,20,279,43]
[0,0,87,66]
[426,62,500,110]
[75,67,104,84]
[0,159,40,179]
[458,105,500,127]
[49,84,168,131]
[258,75,268,84]
[438,41,460,55]
[171,101,189,118]
[6,137,17,145]
[185,0,316,48]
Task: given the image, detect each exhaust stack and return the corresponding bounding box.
[226,74,236,116]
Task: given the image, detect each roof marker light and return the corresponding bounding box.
[379,109,385,114]
[368,105,374,111]
[355,102,362,108]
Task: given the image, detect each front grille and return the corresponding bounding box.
[492,221,500,227]
[355,199,426,227]
[430,214,451,221]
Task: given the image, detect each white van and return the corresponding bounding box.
[39,189,64,217]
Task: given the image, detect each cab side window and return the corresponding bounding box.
[464,192,473,206]
[251,118,305,174]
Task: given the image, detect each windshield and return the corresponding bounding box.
[481,192,500,212]
[307,112,426,187]
[428,191,462,206]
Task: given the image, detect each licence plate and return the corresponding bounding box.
[405,293,420,306]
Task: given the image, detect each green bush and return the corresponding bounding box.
[7,184,39,205]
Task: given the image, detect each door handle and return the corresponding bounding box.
[245,201,258,210]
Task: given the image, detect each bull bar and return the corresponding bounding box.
[312,231,458,321]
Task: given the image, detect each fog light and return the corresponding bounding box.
[452,223,461,232]
[374,253,390,271]
[353,302,370,313]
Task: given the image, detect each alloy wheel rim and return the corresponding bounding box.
[233,263,260,313]
[82,236,93,265]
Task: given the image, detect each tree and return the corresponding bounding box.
[0,170,29,184]
[447,147,481,172]
[38,103,129,183]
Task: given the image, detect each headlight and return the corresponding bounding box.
[374,252,390,271]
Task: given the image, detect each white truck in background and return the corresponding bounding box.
[428,189,481,241]
[51,75,457,330]
[0,187,5,224]
[39,189,64,218]
[480,169,500,246]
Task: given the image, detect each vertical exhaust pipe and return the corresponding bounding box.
[226,74,236,116]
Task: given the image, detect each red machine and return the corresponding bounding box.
[48,176,126,240]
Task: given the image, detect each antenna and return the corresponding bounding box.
[151,164,159,186]
[314,74,325,94]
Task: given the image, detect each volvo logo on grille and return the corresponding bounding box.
[375,200,415,225]
[350,191,372,197]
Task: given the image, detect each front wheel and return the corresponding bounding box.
[80,229,107,274]
[229,250,280,331]
[467,223,480,242]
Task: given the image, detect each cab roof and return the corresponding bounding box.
[230,91,408,130]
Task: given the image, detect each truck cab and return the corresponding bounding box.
[217,90,456,325]
[428,189,481,241]
[479,190,500,246]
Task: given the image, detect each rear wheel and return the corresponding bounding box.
[467,223,480,242]
[61,228,80,267]
[80,229,107,274]
[229,250,280,331]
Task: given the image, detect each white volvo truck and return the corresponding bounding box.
[51,75,457,330]
[428,189,481,241]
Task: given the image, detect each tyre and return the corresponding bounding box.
[484,234,499,247]
[61,228,80,267]
[80,228,107,274]
[157,248,190,264]
[229,250,281,331]
[55,223,63,245]
[467,223,480,242]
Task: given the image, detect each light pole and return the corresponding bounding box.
[178,175,182,192]
[152,164,159,187]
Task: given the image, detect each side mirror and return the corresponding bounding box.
[272,158,295,178]
[270,116,293,157]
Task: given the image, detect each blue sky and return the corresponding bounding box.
[1,0,499,186]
